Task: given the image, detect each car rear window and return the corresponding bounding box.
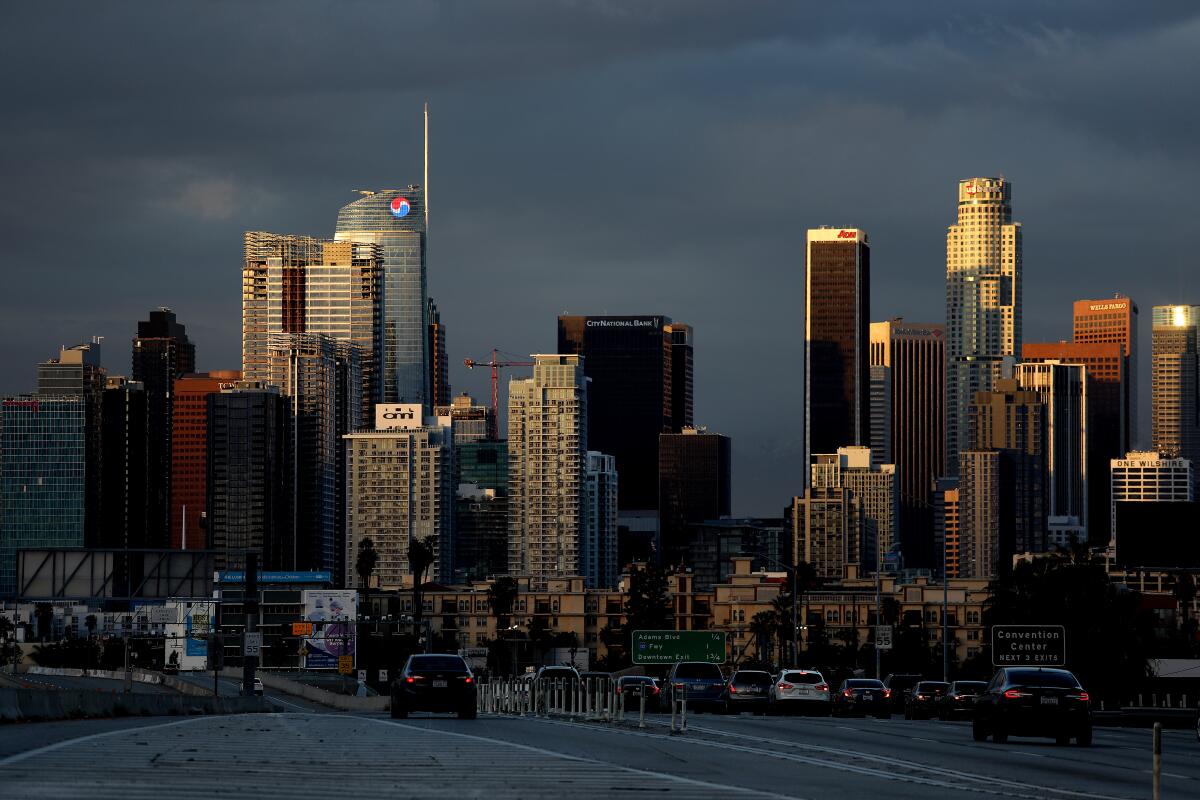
[783,672,822,684]
[732,672,772,687]
[955,682,986,694]
[916,682,949,693]
[620,676,654,685]
[409,656,468,672]
[1007,669,1080,688]
[846,679,885,689]
[674,663,724,680]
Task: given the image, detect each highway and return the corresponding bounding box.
[1,705,1196,798]
[172,671,332,713]
[10,671,175,695]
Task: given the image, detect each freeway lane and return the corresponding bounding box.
[173,671,331,713]
[15,671,175,695]
[0,709,1194,798]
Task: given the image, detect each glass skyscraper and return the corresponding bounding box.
[334,187,428,407]
[1,396,89,596]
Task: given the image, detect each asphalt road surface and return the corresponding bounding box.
[0,708,1196,798]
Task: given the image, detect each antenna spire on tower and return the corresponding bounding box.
[423,101,429,229]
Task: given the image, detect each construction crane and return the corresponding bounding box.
[463,349,534,438]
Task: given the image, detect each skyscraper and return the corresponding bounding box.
[558,315,691,560]
[967,378,1046,558]
[170,370,241,550]
[242,232,382,419]
[946,177,1022,475]
[262,333,363,576]
[869,320,945,566]
[658,427,732,567]
[344,404,453,588]
[958,450,1001,579]
[1151,305,1200,479]
[1,396,89,596]
[1022,341,1122,545]
[805,228,870,478]
[100,376,149,549]
[132,308,195,548]
[1014,361,1087,537]
[428,298,450,409]
[582,451,619,589]
[507,354,587,584]
[206,382,291,572]
[811,446,897,573]
[1073,296,1137,450]
[1109,451,1193,551]
[932,478,960,579]
[334,187,428,406]
[788,487,863,582]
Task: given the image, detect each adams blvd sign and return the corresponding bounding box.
[632,630,727,665]
[991,625,1066,667]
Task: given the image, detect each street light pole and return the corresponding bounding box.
[791,568,798,668]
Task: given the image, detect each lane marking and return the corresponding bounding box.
[0,717,210,767]
[360,716,802,799]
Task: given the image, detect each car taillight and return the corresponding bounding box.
[884,689,892,699]
[843,689,853,698]
[778,683,793,690]
[405,677,415,684]
[1003,689,1031,699]
[616,686,622,694]
[464,677,473,684]
[651,686,660,694]
[1068,691,1089,702]
[917,694,929,700]
[730,685,737,693]
[817,683,828,692]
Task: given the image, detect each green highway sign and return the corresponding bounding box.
[632,630,727,665]
[991,624,1066,667]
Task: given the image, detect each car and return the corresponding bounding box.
[972,667,1092,746]
[937,681,987,720]
[665,661,727,712]
[535,665,581,688]
[769,669,831,715]
[391,653,477,720]
[253,677,264,696]
[905,681,949,719]
[833,679,891,718]
[616,675,661,711]
[579,671,612,694]
[723,670,772,715]
[883,673,922,713]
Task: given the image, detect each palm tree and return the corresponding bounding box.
[1174,573,1197,653]
[487,576,519,632]
[749,611,777,666]
[408,537,435,651]
[356,537,380,590]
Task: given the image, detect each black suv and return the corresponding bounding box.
[905,681,949,720]
[883,673,922,712]
[391,654,477,720]
[972,668,1092,746]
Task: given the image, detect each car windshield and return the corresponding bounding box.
[732,671,772,687]
[674,663,723,680]
[1007,669,1081,688]
[783,672,822,684]
[916,682,949,693]
[846,679,885,689]
[954,682,986,694]
[409,656,468,673]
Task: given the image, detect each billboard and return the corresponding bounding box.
[302,590,358,669]
[375,403,423,430]
[163,600,215,671]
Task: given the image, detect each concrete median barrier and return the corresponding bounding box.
[0,687,269,724]
[219,669,388,712]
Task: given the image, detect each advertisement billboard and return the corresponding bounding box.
[302,590,358,669]
[163,600,214,671]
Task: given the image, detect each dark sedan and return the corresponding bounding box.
[937,680,987,720]
[723,670,772,715]
[833,679,891,719]
[616,675,661,711]
[905,681,949,720]
[972,668,1091,746]
[391,654,477,720]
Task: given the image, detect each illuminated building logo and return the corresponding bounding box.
[837,230,857,239]
[390,196,411,218]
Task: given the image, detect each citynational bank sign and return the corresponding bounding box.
[375,403,423,430]
[585,317,662,329]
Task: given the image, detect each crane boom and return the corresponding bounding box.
[463,348,534,437]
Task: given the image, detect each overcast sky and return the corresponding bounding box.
[2,2,1197,515]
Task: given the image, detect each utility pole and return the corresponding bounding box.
[242,553,259,697]
[942,525,950,683]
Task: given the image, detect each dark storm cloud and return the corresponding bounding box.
[2,2,1197,514]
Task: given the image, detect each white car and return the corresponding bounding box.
[253,678,264,696]
[769,669,831,715]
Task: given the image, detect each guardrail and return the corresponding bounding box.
[0,686,268,723]
[477,677,679,732]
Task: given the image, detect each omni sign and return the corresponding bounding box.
[375,403,422,429]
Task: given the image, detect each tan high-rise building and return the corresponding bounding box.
[788,487,863,582]
[1073,296,1137,449]
[507,355,588,585]
[242,232,382,419]
[811,446,896,573]
[1151,305,1200,478]
[932,478,961,578]
[958,450,1000,579]
[344,404,453,589]
[945,177,1022,476]
[869,320,944,567]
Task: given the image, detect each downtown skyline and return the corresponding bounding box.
[2,4,1198,517]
